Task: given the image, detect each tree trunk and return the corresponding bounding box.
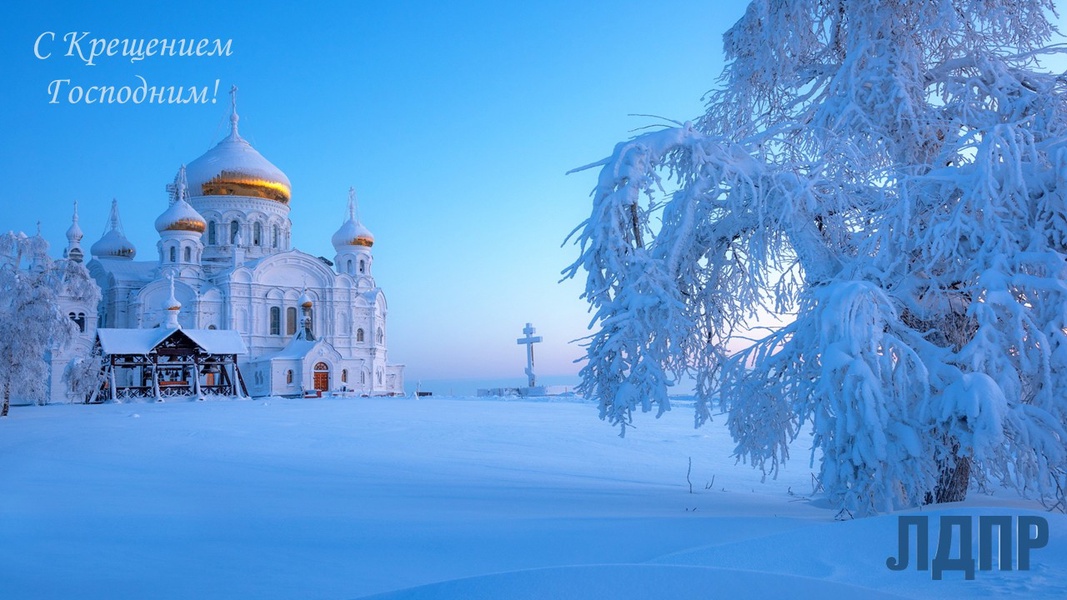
[926,437,971,504]
[934,455,971,503]
[1,386,9,418]
[904,298,976,505]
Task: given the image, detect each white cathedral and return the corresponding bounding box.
[45,95,405,401]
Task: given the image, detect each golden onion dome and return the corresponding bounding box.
[331,218,375,250]
[185,96,291,204]
[154,198,207,234]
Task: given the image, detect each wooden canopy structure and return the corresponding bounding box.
[92,328,248,402]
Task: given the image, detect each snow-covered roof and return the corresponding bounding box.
[90,259,157,283]
[183,329,247,354]
[269,338,318,359]
[97,328,247,355]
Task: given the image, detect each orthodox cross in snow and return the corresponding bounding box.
[516,322,542,388]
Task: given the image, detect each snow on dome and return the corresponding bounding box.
[299,291,313,308]
[66,202,83,243]
[331,187,374,249]
[90,230,137,259]
[184,90,291,204]
[90,199,136,260]
[331,219,374,249]
[154,198,207,234]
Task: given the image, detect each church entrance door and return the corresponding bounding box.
[313,362,329,392]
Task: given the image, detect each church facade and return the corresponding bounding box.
[46,98,404,401]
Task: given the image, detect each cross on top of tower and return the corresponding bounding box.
[228,85,240,139]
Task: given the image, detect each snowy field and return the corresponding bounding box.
[1,396,1064,599]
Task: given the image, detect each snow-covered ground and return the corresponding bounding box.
[1,396,1063,599]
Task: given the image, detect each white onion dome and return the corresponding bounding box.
[185,103,291,204]
[66,208,83,244]
[299,290,313,308]
[154,198,207,234]
[331,218,374,250]
[90,229,137,259]
[92,199,137,260]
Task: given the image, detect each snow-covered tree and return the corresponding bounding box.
[64,340,104,404]
[0,231,99,416]
[566,0,1067,514]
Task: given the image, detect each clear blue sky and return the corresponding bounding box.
[0,0,747,384]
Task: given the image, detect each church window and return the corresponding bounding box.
[208,325,217,330]
[169,247,177,262]
[286,307,297,335]
[270,307,281,335]
[377,369,383,384]
[341,369,348,383]
[253,222,262,246]
[361,370,366,384]
[346,259,353,274]
[184,246,192,262]
[356,328,364,342]
[272,225,279,248]
[359,259,366,274]
[230,220,240,244]
[208,221,216,245]
[377,327,384,344]
[286,369,294,384]
[69,312,85,333]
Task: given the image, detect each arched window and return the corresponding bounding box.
[341,369,348,383]
[359,259,366,274]
[208,324,217,330]
[346,259,353,274]
[286,369,293,384]
[208,221,216,245]
[68,312,86,333]
[253,222,262,246]
[230,220,240,244]
[361,370,366,384]
[286,307,297,335]
[270,307,281,335]
[272,225,279,248]
[184,246,192,262]
[356,328,364,342]
[169,247,177,263]
[377,327,384,344]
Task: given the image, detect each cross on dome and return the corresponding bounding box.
[229,84,240,140]
[332,187,375,250]
[348,187,358,221]
[176,164,189,202]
